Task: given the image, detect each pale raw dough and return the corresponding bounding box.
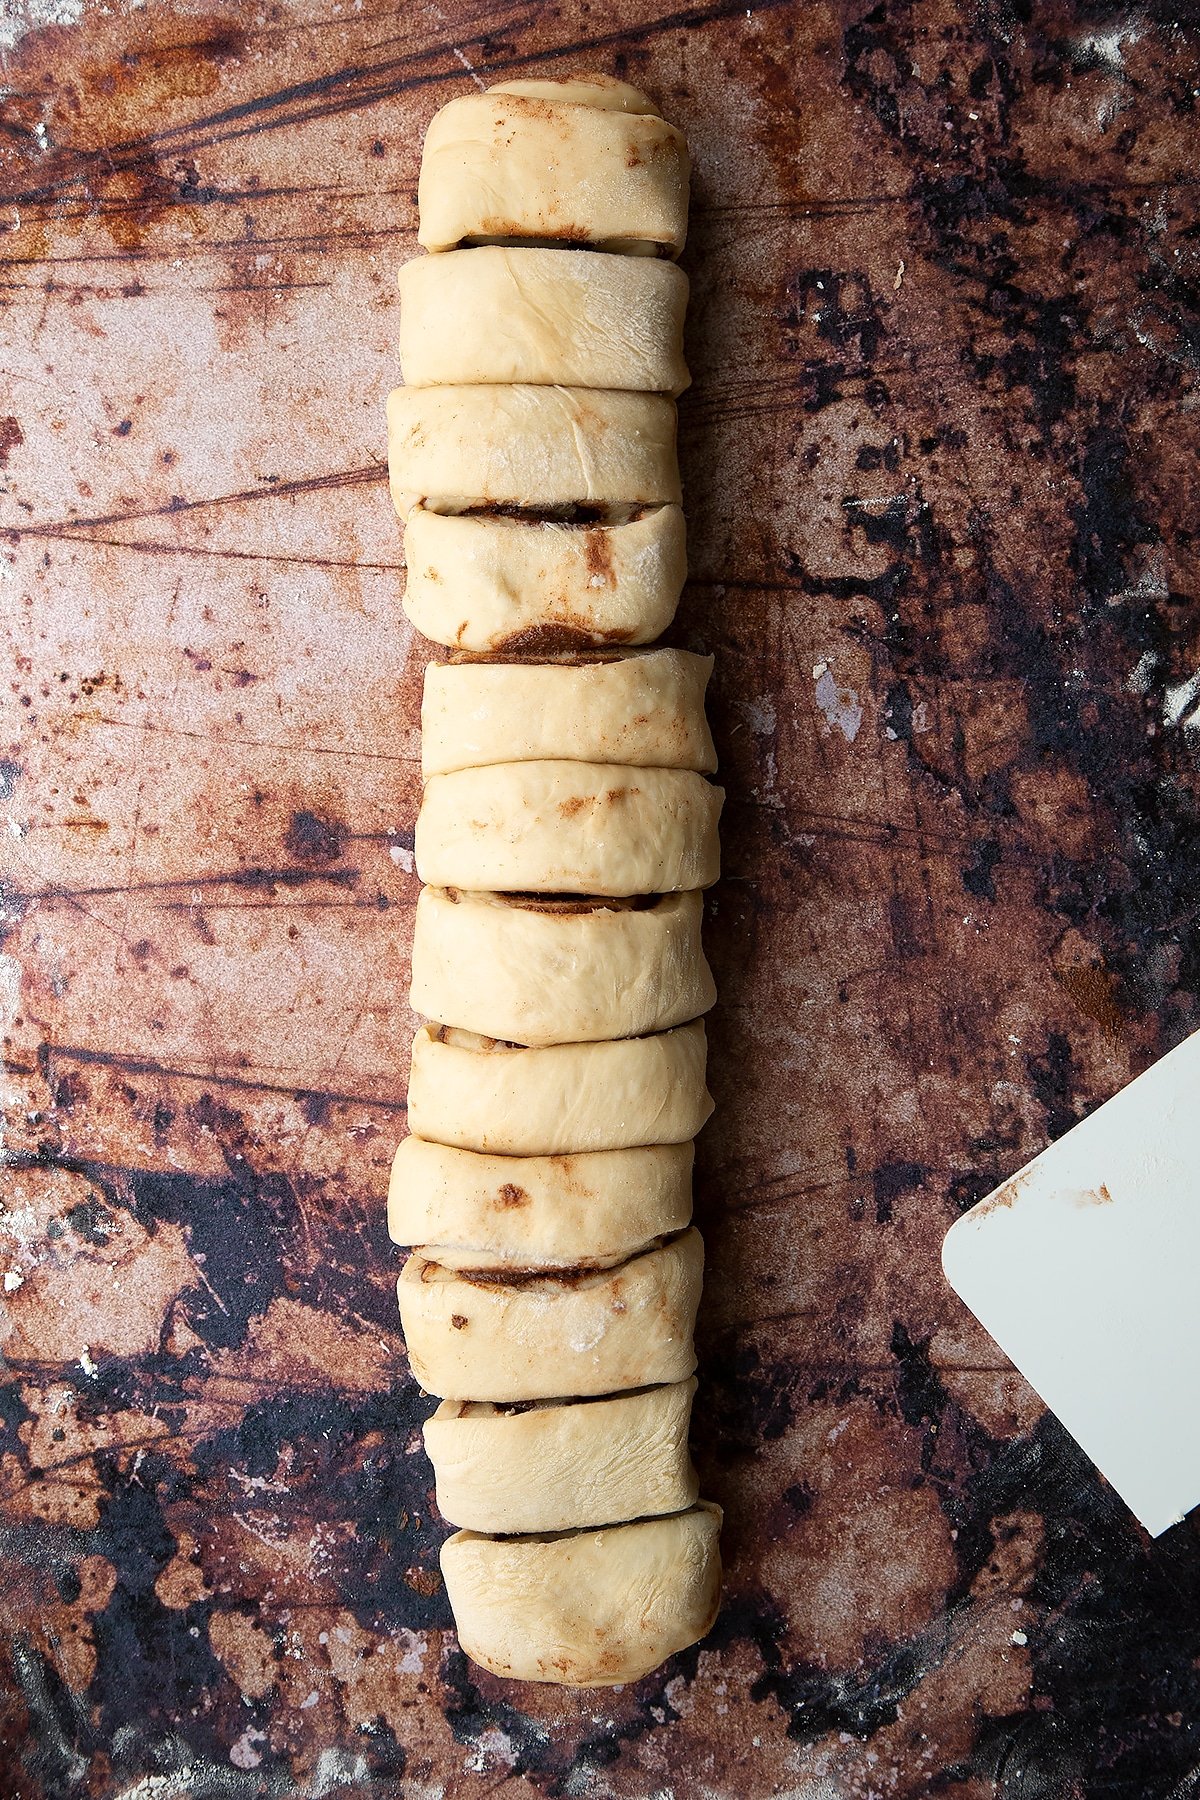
[387,385,680,518]
[406,1022,713,1155]
[489,77,660,112]
[417,90,689,256]
[441,1502,722,1686]
[398,248,689,394]
[402,504,686,652]
[415,762,722,896]
[425,1379,699,1532]
[397,1228,703,1401]
[421,649,716,777]
[409,889,715,1046]
[388,1137,692,1269]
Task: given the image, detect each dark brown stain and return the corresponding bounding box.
[1054,963,1126,1039]
[0,18,248,250]
[284,808,345,864]
[80,20,248,123]
[0,417,24,467]
[496,1183,528,1207]
[404,1566,442,1598]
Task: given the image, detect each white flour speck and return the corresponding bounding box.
[814,669,863,743]
[737,696,776,736]
[1128,650,1158,694]
[1163,669,1200,729]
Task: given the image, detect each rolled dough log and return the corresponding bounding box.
[387,385,680,518]
[397,1228,703,1401]
[421,649,716,777]
[398,248,689,394]
[409,888,715,1046]
[417,88,689,257]
[406,1021,713,1155]
[425,1379,699,1532]
[402,504,686,652]
[388,1137,693,1269]
[415,762,722,896]
[441,1501,723,1686]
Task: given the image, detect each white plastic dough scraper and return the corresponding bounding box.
[942,1026,1200,1537]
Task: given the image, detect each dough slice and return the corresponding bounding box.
[417,89,689,256]
[398,248,689,394]
[387,385,679,518]
[414,762,722,896]
[426,1379,699,1532]
[441,1502,723,1686]
[406,1022,713,1156]
[421,649,716,777]
[409,889,715,1047]
[388,1138,692,1269]
[397,1228,703,1401]
[402,504,685,653]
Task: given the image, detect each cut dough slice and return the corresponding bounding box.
[402,504,685,653]
[410,889,715,1046]
[387,385,679,518]
[417,90,689,256]
[441,1502,722,1686]
[398,248,689,394]
[415,762,722,896]
[388,1137,693,1269]
[421,649,716,777]
[406,1022,713,1155]
[426,1379,699,1532]
[397,1228,703,1401]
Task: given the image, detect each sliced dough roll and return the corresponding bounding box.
[441,1502,722,1687]
[417,88,689,257]
[415,762,722,896]
[402,504,686,652]
[407,1022,713,1156]
[410,889,715,1046]
[398,1228,703,1401]
[387,385,679,519]
[421,649,716,777]
[388,1137,692,1270]
[426,1379,699,1532]
[398,248,689,394]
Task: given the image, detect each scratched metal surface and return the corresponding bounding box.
[1,1,1199,1795]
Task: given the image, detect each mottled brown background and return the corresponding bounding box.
[1,1,1199,1795]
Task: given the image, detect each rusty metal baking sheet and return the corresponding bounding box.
[2,1,1200,1795]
